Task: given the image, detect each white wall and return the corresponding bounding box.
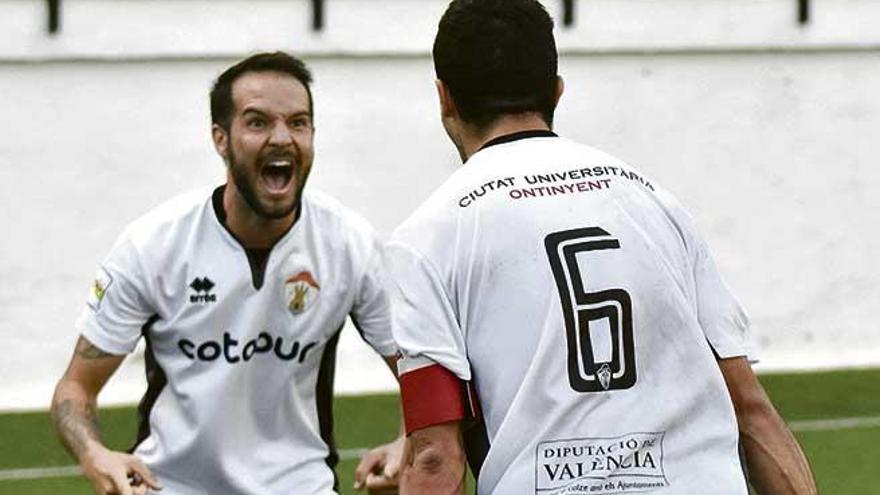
[1,0,878,410]
[4,0,880,59]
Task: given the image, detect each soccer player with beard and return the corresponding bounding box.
[387,1,818,494]
[51,52,403,495]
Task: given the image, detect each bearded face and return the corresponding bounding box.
[216,71,315,222]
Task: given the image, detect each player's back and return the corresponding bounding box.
[389,133,751,494]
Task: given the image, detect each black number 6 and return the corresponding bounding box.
[545,227,636,393]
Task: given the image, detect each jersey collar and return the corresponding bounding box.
[211,185,302,245]
[211,185,304,290]
[478,129,558,152]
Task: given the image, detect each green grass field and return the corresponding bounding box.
[1,368,878,494]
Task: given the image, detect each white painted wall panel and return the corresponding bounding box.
[4,0,880,61]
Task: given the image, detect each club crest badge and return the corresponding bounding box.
[87,267,113,311]
[285,271,320,314]
[597,363,612,390]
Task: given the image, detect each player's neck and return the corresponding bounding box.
[461,113,552,162]
[223,186,296,249]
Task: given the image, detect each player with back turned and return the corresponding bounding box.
[50,52,403,495]
[387,1,818,494]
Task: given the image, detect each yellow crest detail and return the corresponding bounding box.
[289,284,310,312]
[93,279,106,301]
[285,271,320,315]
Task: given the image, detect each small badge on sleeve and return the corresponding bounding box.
[285,271,320,314]
[87,267,114,311]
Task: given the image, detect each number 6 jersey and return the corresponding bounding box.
[386,131,755,495]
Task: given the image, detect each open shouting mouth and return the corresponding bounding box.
[260,155,295,194]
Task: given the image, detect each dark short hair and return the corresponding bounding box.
[210,51,314,132]
[433,0,558,129]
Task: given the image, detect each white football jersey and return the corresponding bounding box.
[387,132,754,495]
[77,187,395,495]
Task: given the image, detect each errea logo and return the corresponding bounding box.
[189,277,217,303]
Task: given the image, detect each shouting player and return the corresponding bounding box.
[51,52,402,494]
[387,1,818,494]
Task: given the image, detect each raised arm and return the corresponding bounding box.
[51,335,161,495]
[718,356,817,495]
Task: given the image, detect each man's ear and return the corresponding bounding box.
[211,124,229,163]
[553,76,565,106]
[436,79,459,119]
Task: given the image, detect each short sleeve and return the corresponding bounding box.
[385,241,471,381]
[692,235,757,361]
[74,230,154,355]
[654,187,757,361]
[350,238,397,357]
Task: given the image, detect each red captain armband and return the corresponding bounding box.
[400,364,481,435]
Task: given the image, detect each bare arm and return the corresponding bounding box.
[354,355,406,493]
[51,335,160,495]
[718,357,817,495]
[400,422,466,495]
